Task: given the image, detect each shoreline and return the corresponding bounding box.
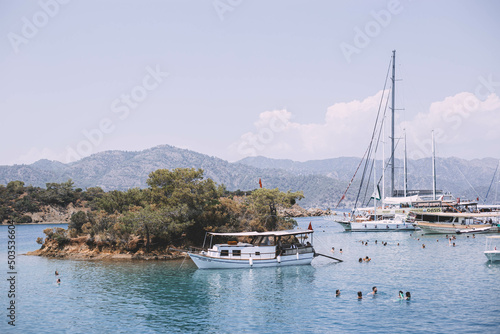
[2,222,69,226]
[26,235,187,261]
[24,251,187,261]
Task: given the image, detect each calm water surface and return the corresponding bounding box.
[1,218,499,333]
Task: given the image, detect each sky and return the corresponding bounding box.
[0,0,499,166]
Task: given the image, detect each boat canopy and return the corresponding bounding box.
[206,229,313,237]
[384,195,422,205]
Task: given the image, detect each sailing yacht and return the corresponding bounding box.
[332,50,417,232]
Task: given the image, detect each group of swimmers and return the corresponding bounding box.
[335,286,411,300]
[331,247,343,254]
[358,256,371,262]
[55,270,61,284]
[361,240,389,246]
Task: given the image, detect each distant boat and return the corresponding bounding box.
[484,236,500,262]
[336,214,416,232]
[415,211,500,234]
[188,229,317,269]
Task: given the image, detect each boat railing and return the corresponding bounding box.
[198,245,314,259]
[280,245,314,256]
[186,246,205,254]
[218,251,276,260]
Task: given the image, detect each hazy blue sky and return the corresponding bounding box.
[1,0,499,165]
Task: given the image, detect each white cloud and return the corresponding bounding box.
[231,90,500,161]
[402,92,500,160]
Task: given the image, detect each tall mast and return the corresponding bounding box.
[404,129,407,197]
[382,115,385,207]
[432,130,436,200]
[374,155,377,221]
[391,50,396,197]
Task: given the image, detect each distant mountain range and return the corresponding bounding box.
[0,145,498,208]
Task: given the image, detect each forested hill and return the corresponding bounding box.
[0,145,498,208]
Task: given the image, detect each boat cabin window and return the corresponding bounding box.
[232,250,241,256]
[255,252,260,256]
[220,250,229,256]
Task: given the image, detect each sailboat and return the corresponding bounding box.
[333,50,417,232]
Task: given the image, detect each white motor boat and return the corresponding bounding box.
[334,214,417,232]
[484,235,500,262]
[188,229,316,269]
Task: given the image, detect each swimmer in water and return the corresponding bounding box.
[368,286,377,295]
[336,289,340,297]
[55,270,59,276]
[398,291,404,299]
[56,278,61,284]
[357,291,362,299]
[405,291,411,300]
[359,258,363,263]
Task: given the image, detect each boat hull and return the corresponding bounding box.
[417,222,494,234]
[189,252,314,269]
[484,251,500,262]
[336,220,416,232]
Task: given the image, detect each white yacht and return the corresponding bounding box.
[335,214,416,232]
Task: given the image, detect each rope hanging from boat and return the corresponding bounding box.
[335,146,369,208]
[361,85,392,206]
[483,160,499,203]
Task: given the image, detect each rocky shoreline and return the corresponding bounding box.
[279,204,333,217]
[26,236,186,261]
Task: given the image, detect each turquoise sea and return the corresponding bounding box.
[1,217,499,333]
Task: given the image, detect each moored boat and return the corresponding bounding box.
[415,212,500,234]
[484,236,500,262]
[188,229,316,269]
[335,214,416,232]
